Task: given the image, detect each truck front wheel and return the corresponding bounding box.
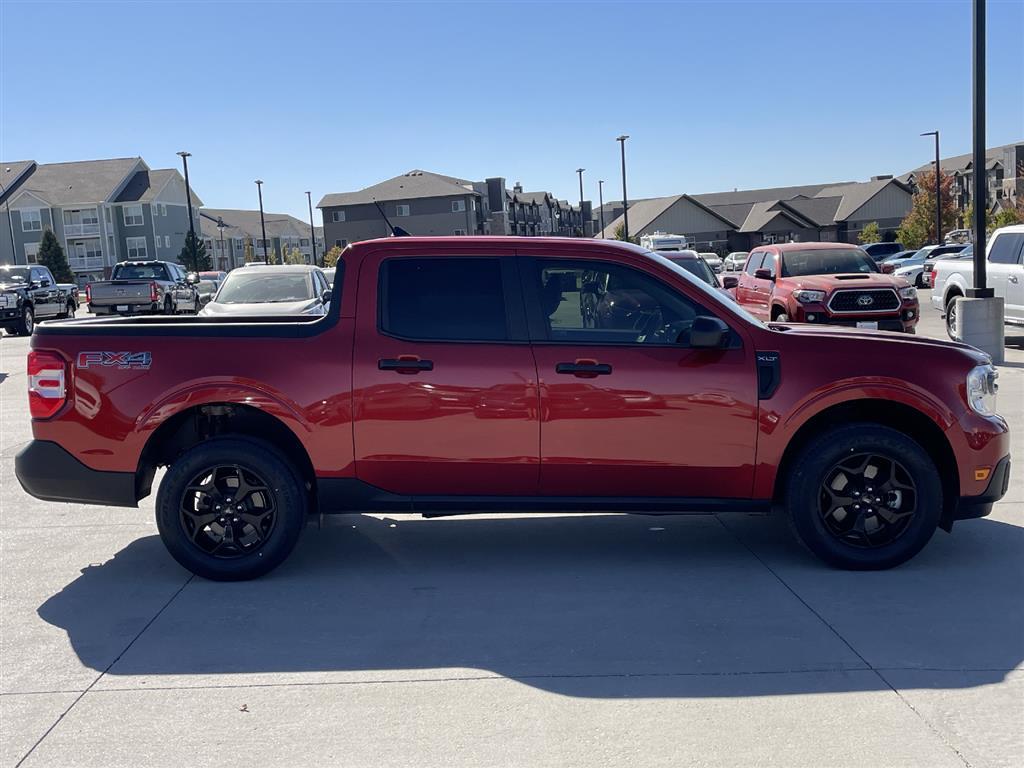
[16,306,34,336]
[785,423,941,570]
[155,437,307,580]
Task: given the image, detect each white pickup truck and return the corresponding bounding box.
[931,224,1024,338]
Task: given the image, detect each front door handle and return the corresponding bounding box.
[379,356,433,374]
[555,360,612,377]
[1009,275,1019,284]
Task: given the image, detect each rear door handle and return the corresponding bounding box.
[555,361,612,377]
[379,356,433,374]
[1010,275,1019,284]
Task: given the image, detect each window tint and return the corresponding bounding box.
[988,233,1024,265]
[381,257,507,341]
[762,253,777,278]
[531,260,716,346]
[745,252,765,275]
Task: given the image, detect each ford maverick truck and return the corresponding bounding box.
[16,237,1010,580]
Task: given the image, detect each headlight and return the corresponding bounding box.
[899,286,917,300]
[792,289,826,304]
[966,364,999,416]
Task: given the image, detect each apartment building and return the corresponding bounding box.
[901,140,1023,217]
[200,209,324,269]
[318,170,589,247]
[0,158,201,286]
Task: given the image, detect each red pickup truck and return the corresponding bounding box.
[16,237,1009,580]
[734,242,920,332]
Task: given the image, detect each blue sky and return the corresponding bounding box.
[2,0,1022,224]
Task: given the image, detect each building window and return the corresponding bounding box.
[204,239,213,252]
[165,235,170,248]
[396,204,410,217]
[24,242,39,263]
[332,210,345,223]
[160,203,167,216]
[126,236,147,259]
[452,199,466,213]
[453,229,467,235]
[21,209,42,231]
[335,239,345,248]
[123,204,144,226]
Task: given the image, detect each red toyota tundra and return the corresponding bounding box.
[16,237,1009,580]
[734,242,920,332]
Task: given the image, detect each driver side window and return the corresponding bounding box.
[531,260,715,346]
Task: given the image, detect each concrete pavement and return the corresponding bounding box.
[1,294,1021,767]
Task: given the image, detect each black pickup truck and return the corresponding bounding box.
[0,265,76,336]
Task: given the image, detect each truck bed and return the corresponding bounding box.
[35,306,336,337]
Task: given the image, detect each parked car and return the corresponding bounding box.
[861,242,905,262]
[734,243,919,332]
[195,279,220,307]
[930,224,1024,338]
[944,229,973,245]
[86,261,199,316]
[880,250,918,268]
[199,265,331,316]
[655,250,735,300]
[199,270,228,283]
[893,244,966,287]
[15,236,1009,580]
[0,265,76,335]
[724,251,749,271]
[698,252,723,273]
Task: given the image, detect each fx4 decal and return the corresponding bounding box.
[77,351,153,370]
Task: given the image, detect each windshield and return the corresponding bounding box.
[0,267,30,283]
[781,248,878,277]
[215,271,314,304]
[668,257,716,286]
[114,264,170,281]
[646,250,763,327]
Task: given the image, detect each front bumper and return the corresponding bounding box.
[790,304,919,332]
[15,440,138,507]
[88,302,161,316]
[954,454,1011,522]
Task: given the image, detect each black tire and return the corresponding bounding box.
[785,423,941,570]
[164,296,174,315]
[945,296,959,340]
[914,273,924,288]
[17,306,34,336]
[155,437,307,580]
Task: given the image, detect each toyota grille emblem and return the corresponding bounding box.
[857,294,874,307]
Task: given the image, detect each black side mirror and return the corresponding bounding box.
[322,289,332,303]
[688,316,730,349]
[754,268,774,281]
[722,275,739,290]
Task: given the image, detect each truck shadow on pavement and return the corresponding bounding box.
[38,511,1024,698]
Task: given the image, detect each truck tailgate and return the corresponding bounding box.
[89,282,153,306]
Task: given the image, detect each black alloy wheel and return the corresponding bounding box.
[179,465,278,559]
[945,298,958,339]
[818,453,917,548]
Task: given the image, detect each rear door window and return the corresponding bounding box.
[745,252,765,275]
[380,257,510,341]
[989,233,1024,265]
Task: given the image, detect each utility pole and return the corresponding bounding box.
[616,135,630,240]
[306,191,317,266]
[598,180,606,237]
[575,168,585,237]
[920,131,941,244]
[176,151,196,269]
[255,180,269,262]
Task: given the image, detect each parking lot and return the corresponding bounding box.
[1,293,1022,768]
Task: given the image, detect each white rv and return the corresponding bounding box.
[640,232,690,252]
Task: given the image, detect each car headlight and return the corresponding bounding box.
[966,364,999,416]
[899,286,917,300]
[792,289,826,304]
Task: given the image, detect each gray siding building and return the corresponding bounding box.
[0,158,202,286]
[200,209,324,269]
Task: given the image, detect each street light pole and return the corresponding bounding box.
[616,135,630,240]
[255,180,268,263]
[306,191,317,266]
[1,168,19,264]
[216,216,226,271]
[176,151,196,269]
[970,0,989,297]
[575,168,585,237]
[598,180,606,238]
[920,131,941,244]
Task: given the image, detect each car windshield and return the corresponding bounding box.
[668,257,716,286]
[781,248,878,277]
[197,280,218,296]
[215,271,314,303]
[114,264,170,281]
[0,267,30,283]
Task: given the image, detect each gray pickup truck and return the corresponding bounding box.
[86,260,199,316]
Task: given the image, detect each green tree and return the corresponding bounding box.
[243,236,255,263]
[36,228,73,282]
[613,224,639,245]
[178,230,210,272]
[896,169,958,250]
[857,221,881,244]
[962,200,994,233]
[283,246,305,265]
[323,245,344,268]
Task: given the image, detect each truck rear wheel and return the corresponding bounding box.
[945,296,959,340]
[155,437,307,580]
[785,423,941,570]
[163,296,174,315]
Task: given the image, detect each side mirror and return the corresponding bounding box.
[722,275,739,290]
[880,262,895,274]
[754,268,774,281]
[39,278,52,288]
[322,289,332,303]
[688,315,730,349]
[186,273,200,284]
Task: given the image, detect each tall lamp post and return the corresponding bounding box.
[305,191,318,266]
[598,180,606,238]
[616,135,630,240]
[920,131,941,244]
[216,216,226,271]
[1,168,18,263]
[575,168,585,237]
[254,179,269,263]
[176,151,196,268]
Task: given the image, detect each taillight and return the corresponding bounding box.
[149,281,159,302]
[85,284,92,303]
[27,350,67,419]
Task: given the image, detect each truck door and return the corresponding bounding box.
[986,231,1024,320]
[30,267,60,318]
[520,252,758,499]
[352,249,540,496]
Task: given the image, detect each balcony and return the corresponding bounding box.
[69,256,104,271]
[64,223,101,237]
